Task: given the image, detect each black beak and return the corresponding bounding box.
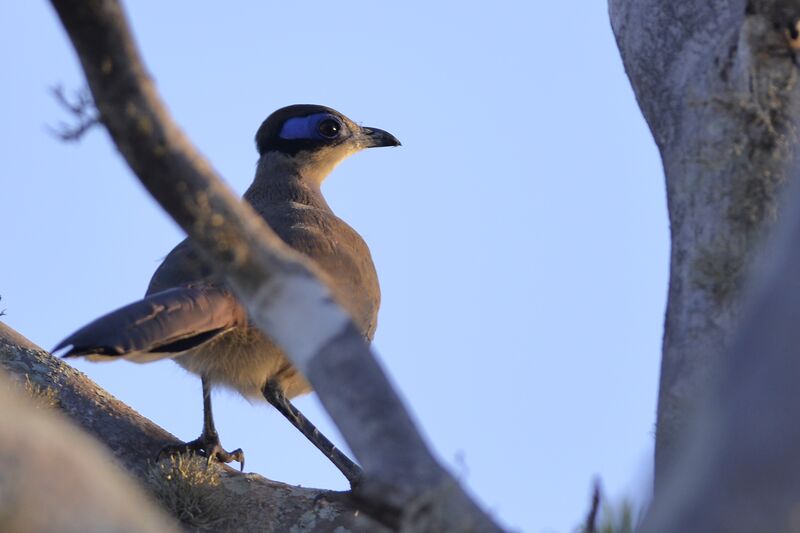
[361,127,401,148]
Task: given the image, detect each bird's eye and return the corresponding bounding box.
[318,118,341,139]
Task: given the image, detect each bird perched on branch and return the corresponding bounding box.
[54,104,400,486]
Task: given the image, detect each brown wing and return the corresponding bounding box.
[53,285,246,362]
[147,238,215,295]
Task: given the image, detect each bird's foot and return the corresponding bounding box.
[157,434,245,471]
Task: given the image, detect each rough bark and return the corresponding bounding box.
[0,321,384,532]
[46,0,500,531]
[610,0,800,490]
[611,0,800,529]
[0,359,177,533]
[639,175,800,528]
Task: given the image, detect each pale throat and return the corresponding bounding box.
[258,146,359,187]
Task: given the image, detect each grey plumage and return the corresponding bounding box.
[55,104,399,479]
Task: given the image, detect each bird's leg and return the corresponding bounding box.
[158,376,245,471]
[262,379,363,487]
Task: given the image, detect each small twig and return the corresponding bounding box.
[0,295,6,317]
[585,479,601,533]
[47,85,100,141]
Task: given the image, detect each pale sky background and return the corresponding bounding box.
[0,3,666,532]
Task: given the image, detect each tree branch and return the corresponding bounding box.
[47,0,500,530]
[0,349,178,532]
[48,84,100,141]
[0,322,384,531]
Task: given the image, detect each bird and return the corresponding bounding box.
[53,104,400,486]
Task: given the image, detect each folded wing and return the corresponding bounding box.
[54,285,247,362]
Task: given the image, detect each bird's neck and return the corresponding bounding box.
[245,151,332,210]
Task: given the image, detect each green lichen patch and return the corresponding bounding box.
[691,243,746,305]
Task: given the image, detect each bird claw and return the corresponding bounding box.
[209,446,245,472]
[157,436,245,471]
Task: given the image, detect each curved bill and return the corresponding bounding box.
[359,127,401,148]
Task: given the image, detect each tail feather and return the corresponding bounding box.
[53,285,247,362]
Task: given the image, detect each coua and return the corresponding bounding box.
[54,104,400,485]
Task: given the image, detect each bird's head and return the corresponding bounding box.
[254,104,401,185]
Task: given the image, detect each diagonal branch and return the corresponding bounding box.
[47,0,500,529]
[0,322,374,531]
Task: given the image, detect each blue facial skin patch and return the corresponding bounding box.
[279,113,336,140]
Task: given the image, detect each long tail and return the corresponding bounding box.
[54,285,247,362]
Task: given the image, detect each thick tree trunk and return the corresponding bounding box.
[0,322,384,532]
[611,0,800,529]
[610,0,800,491]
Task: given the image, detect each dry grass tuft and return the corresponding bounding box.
[20,375,60,409]
[145,454,228,532]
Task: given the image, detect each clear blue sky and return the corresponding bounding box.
[0,3,666,531]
